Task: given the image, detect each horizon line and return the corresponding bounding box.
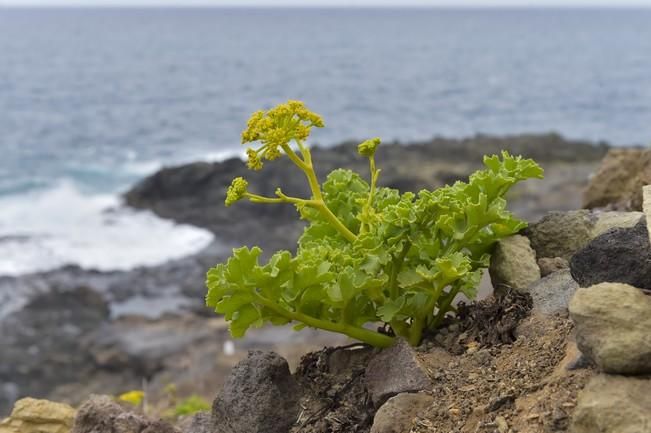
[2,3,651,8]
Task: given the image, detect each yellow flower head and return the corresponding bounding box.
[225,177,248,207]
[358,137,381,157]
[246,148,263,171]
[240,100,324,167]
[117,390,145,406]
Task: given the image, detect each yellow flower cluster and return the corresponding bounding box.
[225,177,248,207]
[357,137,381,157]
[117,390,144,406]
[241,100,324,170]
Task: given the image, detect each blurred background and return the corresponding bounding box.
[1,0,650,417]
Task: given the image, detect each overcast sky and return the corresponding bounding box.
[2,0,650,6]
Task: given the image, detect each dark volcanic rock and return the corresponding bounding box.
[0,286,109,415]
[212,350,301,433]
[72,394,180,433]
[570,219,651,289]
[124,134,607,251]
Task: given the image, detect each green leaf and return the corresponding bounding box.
[377,296,406,322]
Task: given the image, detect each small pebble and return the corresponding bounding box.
[496,416,509,433]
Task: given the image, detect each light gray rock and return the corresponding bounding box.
[212,350,300,433]
[370,393,433,433]
[571,374,651,433]
[489,235,541,292]
[590,211,643,238]
[569,282,651,374]
[526,270,578,315]
[537,257,569,277]
[365,339,432,407]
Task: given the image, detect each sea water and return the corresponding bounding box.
[1,7,650,275]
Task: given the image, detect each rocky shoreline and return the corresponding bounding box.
[0,133,617,418]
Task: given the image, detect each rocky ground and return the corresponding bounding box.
[0,133,625,421]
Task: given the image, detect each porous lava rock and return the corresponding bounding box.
[72,395,180,433]
[525,210,594,261]
[570,219,651,290]
[571,374,651,433]
[569,282,651,374]
[211,350,300,433]
[489,235,540,292]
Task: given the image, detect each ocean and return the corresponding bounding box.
[1,7,650,275]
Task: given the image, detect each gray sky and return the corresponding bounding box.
[2,0,651,6]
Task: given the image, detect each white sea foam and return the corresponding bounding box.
[0,181,214,276]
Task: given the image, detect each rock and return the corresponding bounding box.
[72,395,179,433]
[525,270,578,315]
[370,393,433,433]
[489,235,541,291]
[644,185,651,244]
[590,211,643,238]
[365,339,432,407]
[0,286,110,415]
[212,350,300,433]
[525,210,644,261]
[525,210,594,261]
[583,148,651,211]
[142,420,182,433]
[178,412,213,433]
[537,257,569,277]
[571,374,651,433]
[570,219,651,290]
[495,416,509,433]
[86,316,218,379]
[569,282,651,374]
[0,398,75,433]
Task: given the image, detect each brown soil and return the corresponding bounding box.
[290,292,594,433]
[291,344,375,433]
[412,313,593,433]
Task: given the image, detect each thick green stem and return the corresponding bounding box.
[314,203,358,243]
[254,293,395,347]
[430,286,461,329]
[282,141,358,243]
[359,156,380,235]
[281,143,310,172]
[407,291,439,346]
